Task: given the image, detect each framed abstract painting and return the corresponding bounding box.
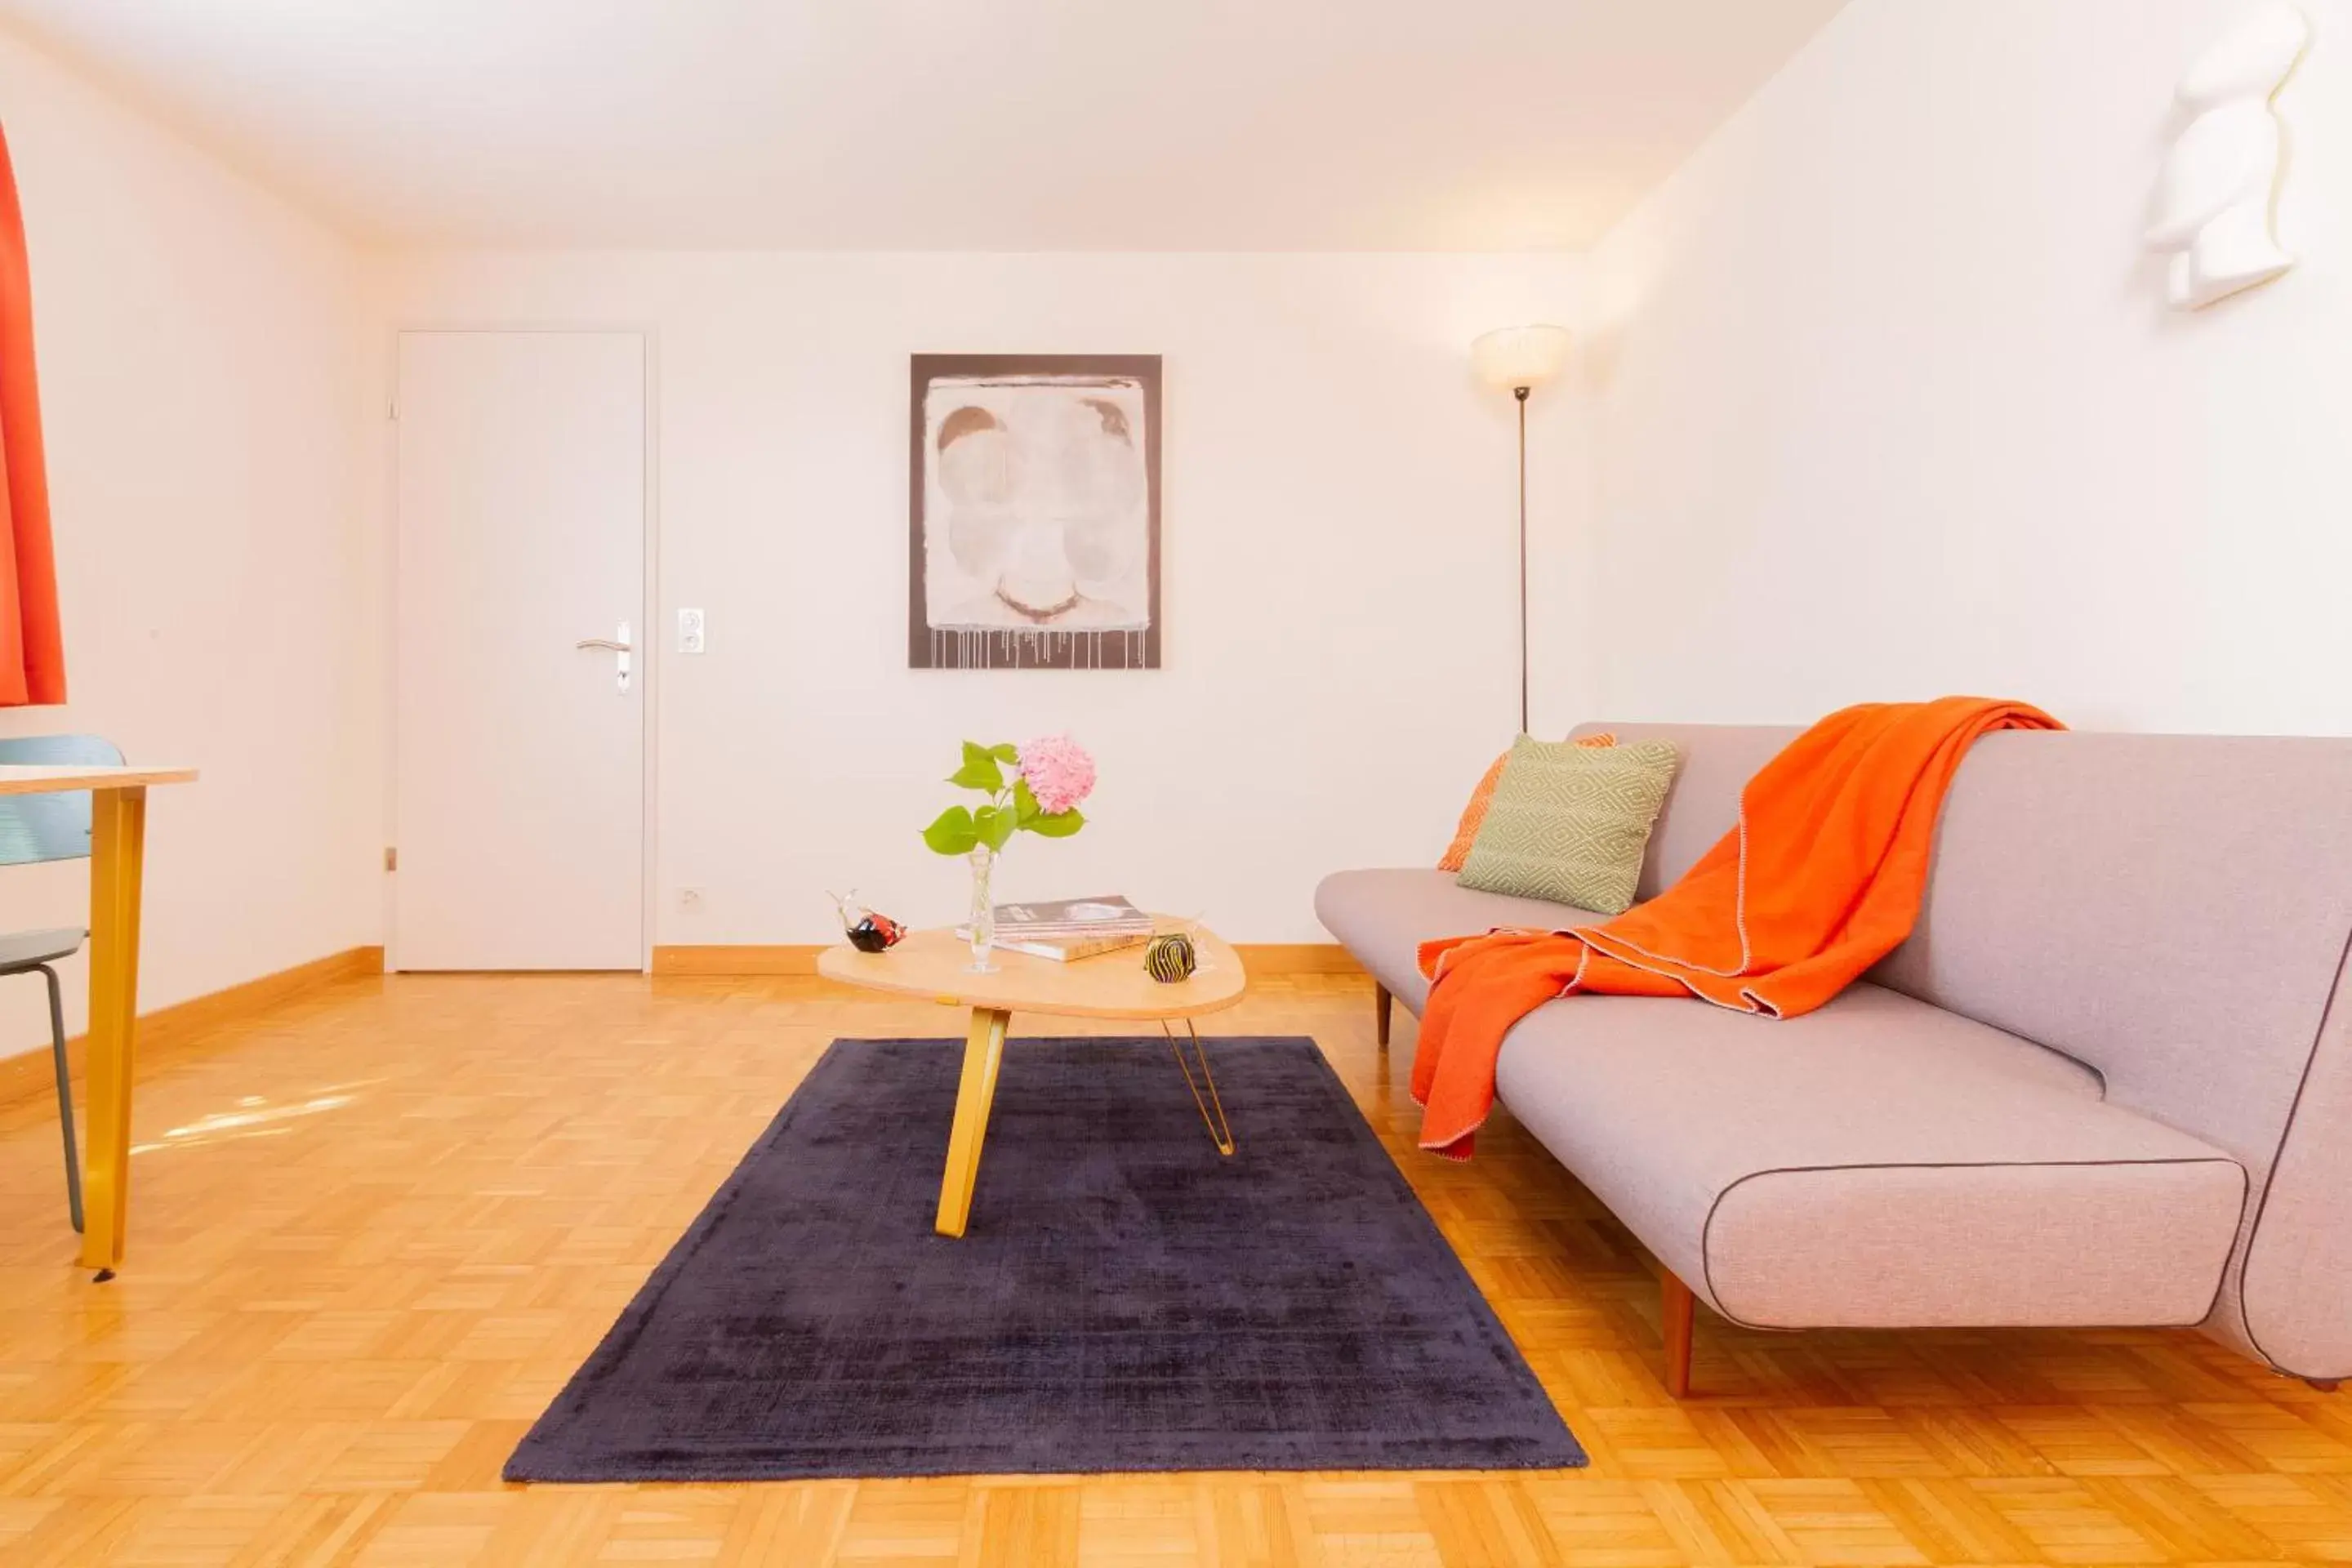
[909,354,1161,670]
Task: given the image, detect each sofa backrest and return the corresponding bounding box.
[1579,723,1797,902]
[1576,719,2352,1375]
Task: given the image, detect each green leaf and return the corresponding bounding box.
[1025,808,1085,839]
[1011,777,1042,824]
[989,743,1021,764]
[947,740,1004,793]
[921,805,980,855]
[974,804,1018,853]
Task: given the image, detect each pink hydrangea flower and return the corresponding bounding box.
[1018,734,1096,817]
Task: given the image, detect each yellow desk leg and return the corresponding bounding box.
[79,785,147,1276]
[934,1006,1009,1238]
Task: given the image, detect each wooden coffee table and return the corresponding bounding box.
[817,920,1248,1237]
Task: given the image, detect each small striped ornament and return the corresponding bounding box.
[1144,931,1197,983]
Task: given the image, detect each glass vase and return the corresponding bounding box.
[966,846,998,973]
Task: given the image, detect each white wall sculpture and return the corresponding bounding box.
[2147,3,2311,310]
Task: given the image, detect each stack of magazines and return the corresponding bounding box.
[959,895,1155,961]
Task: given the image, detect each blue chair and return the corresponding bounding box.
[0,734,125,1233]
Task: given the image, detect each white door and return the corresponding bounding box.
[394,330,647,970]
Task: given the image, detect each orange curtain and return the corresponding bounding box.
[0,121,65,706]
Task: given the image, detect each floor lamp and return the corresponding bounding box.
[1472,324,1572,737]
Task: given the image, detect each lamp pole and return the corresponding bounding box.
[1469,323,1569,741]
[1515,383,1530,737]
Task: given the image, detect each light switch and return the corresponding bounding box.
[678,607,706,654]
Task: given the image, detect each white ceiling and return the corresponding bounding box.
[0,0,1850,250]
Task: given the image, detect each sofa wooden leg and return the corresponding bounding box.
[2309,1378,2342,1393]
[1374,983,1392,1049]
[1660,1269,1695,1398]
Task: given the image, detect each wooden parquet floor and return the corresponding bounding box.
[0,971,2347,1566]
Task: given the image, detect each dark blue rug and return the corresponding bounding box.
[506,1036,1584,1481]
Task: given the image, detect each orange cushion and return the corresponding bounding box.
[1438,733,1616,872]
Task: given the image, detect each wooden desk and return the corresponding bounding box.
[0,764,197,1274]
[819,920,1247,1237]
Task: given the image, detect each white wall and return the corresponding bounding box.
[1573,0,2352,735]
[27,0,2343,1031]
[0,29,376,1057]
[377,252,1583,944]
[26,0,2331,1004]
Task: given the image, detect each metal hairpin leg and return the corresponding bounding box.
[41,965,82,1234]
[1161,1018,1235,1156]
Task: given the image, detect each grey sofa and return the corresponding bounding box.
[1316,722,2352,1396]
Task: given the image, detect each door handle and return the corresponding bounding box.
[577,622,632,693]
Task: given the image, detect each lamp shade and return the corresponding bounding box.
[1470,324,1572,392]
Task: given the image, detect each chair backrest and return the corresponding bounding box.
[0,734,125,866]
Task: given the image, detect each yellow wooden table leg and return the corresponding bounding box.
[78,785,147,1276]
[934,1007,1010,1238]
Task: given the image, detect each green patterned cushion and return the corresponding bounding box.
[1454,737,1679,915]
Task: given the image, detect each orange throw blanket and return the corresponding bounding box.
[1410,697,2062,1159]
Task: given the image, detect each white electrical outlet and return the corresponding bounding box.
[678,607,706,653]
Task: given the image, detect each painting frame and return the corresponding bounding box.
[908,353,1163,670]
